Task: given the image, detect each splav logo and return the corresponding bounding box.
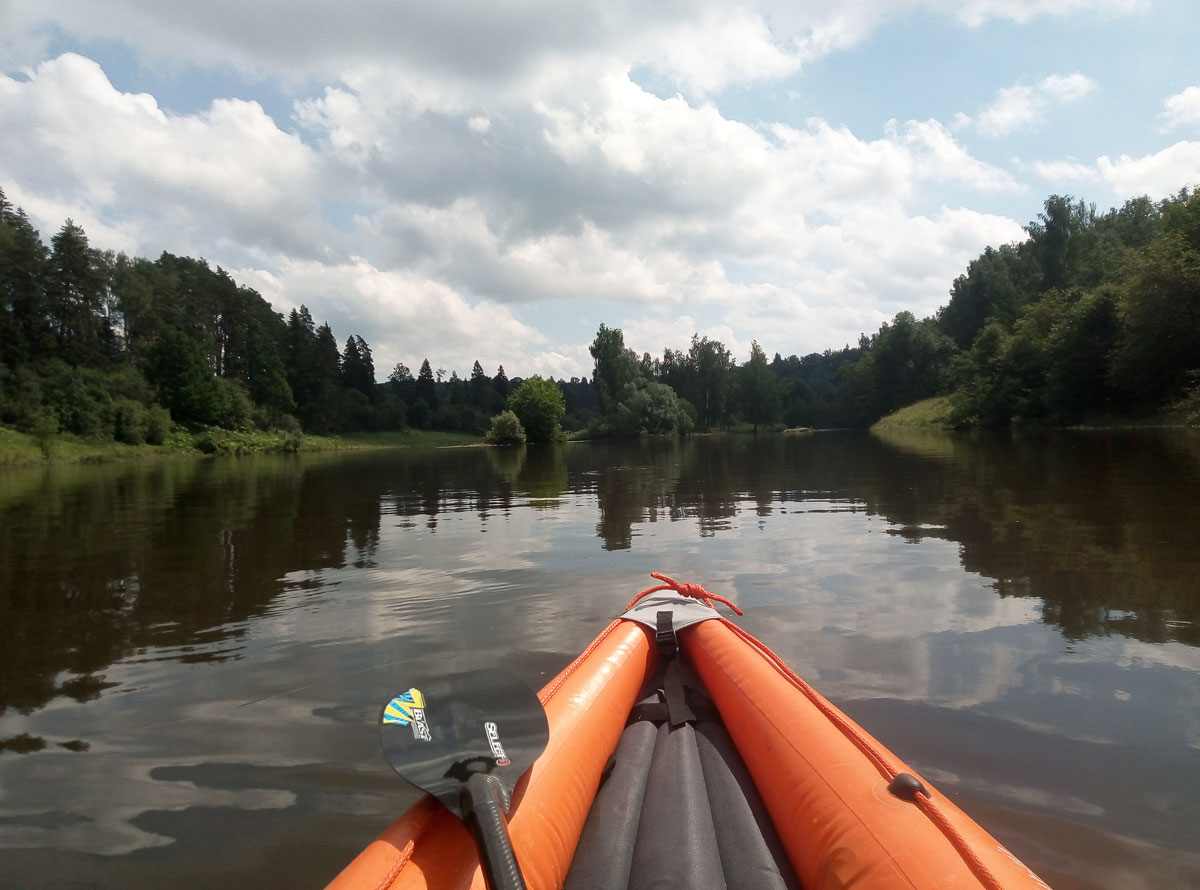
[484,721,510,766]
[383,688,432,742]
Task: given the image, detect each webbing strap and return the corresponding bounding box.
[626,696,719,727]
[654,611,696,728]
[655,611,677,656]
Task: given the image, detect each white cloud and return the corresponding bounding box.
[1029,142,1200,199]
[1096,142,1200,198]
[0,54,325,262]
[964,72,1097,138]
[974,84,1042,138]
[950,0,1146,28]
[1030,159,1102,184]
[233,256,546,377]
[0,1,1142,100]
[1,3,1170,380]
[1161,85,1200,132]
[2,43,1033,377]
[1040,72,1096,102]
[890,118,1023,191]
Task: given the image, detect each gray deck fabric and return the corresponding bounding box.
[619,594,722,631]
[563,683,801,890]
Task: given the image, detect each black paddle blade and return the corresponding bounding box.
[379,669,549,820]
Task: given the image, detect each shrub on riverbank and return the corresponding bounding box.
[484,410,527,445]
[194,429,304,455]
[506,377,566,442]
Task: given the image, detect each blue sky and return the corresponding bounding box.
[2,0,1199,379]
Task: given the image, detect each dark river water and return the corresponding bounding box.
[2,430,1199,889]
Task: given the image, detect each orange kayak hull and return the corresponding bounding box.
[327,610,1049,890]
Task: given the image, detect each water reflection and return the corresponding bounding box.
[3,432,1199,722]
[871,428,1200,646]
[1,432,1199,889]
[1,456,374,718]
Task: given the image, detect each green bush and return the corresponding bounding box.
[506,376,565,442]
[42,361,111,437]
[31,407,58,458]
[485,410,526,445]
[112,398,147,445]
[217,378,255,431]
[0,365,44,428]
[144,404,172,445]
[603,381,694,436]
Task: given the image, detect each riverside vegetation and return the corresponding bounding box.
[2,185,1198,464]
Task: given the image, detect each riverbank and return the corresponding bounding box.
[869,396,957,431]
[871,392,1200,432]
[0,426,482,467]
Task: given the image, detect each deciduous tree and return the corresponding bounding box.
[739,341,780,432]
[507,376,565,442]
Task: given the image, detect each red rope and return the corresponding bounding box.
[372,837,417,890]
[626,572,744,615]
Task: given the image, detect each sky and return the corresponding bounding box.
[2,0,1199,381]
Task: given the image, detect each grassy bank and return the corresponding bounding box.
[870,396,956,431]
[0,426,482,466]
[308,429,482,450]
[872,391,1200,432]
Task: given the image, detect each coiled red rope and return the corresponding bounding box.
[626,572,744,616]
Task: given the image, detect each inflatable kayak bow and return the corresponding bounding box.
[327,573,1051,890]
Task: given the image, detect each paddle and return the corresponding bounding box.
[379,669,549,890]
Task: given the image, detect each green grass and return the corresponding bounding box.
[0,426,45,464]
[870,396,957,431]
[0,425,483,466]
[0,426,196,465]
[306,429,482,449]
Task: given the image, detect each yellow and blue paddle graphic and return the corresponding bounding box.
[382,688,432,741]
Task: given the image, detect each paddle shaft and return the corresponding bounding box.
[463,772,526,890]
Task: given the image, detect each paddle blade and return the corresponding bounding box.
[379,669,549,819]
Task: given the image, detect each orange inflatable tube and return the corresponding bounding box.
[326,620,656,890]
[684,618,1050,890]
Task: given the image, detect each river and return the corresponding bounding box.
[1,430,1198,889]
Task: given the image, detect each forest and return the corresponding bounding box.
[2,183,1198,448]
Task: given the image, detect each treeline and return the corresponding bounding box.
[583,186,1200,433]
[846,188,1200,426]
[4,182,1197,446]
[0,186,521,443]
[577,324,859,435]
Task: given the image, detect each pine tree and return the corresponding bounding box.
[354,335,376,399]
[417,358,438,408]
[246,322,295,414]
[48,220,106,365]
[469,359,492,411]
[492,364,509,412]
[0,194,50,366]
[342,335,363,388]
